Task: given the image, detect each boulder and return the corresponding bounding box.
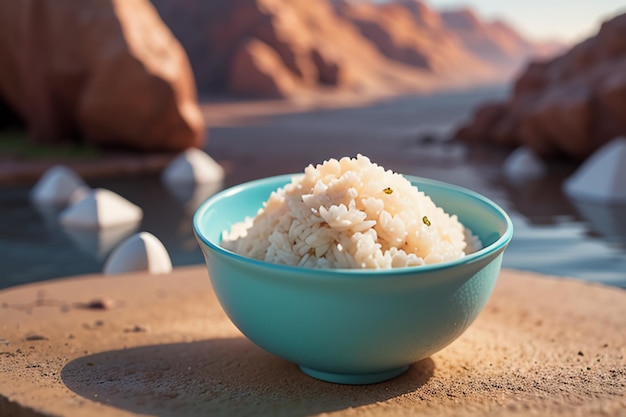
[563,138,626,203]
[103,232,172,275]
[456,12,626,160]
[0,0,204,151]
[59,188,143,229]
[503,147,547,181]
[162,148,225,185]
[455,102,510,144]
[162,148,224,213]
[30,166,89,207]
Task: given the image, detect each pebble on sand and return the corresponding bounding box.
[85,296,117,310]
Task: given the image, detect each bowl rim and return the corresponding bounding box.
[193,174,514,277]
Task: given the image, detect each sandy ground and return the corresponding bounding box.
[0,266,624,417]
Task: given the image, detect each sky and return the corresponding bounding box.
[428,0,626,43]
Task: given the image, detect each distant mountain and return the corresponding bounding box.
[439,7,560,72]
[151,0,564,98]
[333,0,493,74]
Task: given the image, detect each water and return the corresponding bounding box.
[1,86,625,289]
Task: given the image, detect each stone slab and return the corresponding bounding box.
[0,267,625,417]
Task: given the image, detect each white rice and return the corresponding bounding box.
[222,155,481,269]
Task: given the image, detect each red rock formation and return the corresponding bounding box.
[152,0,367,97]
[152,0,557,98]
[456,12,626,160]
[441,9,531,70]
[0,0,204,151]
[334,0,495,78]
[229,39,302,97]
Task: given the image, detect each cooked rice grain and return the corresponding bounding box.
[222,155,481,269]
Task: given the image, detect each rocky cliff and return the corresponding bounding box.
[456,12,626,160]
[151,0,558,98]
[0,0,204,152]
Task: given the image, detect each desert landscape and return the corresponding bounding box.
[0,0,564,154]
[151,0,560,98]
[1,1,626,416]
[0,0,625,285]
[3,0,625,161]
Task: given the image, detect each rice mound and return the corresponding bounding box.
[222,155,481,269]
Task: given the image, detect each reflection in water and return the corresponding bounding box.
[62,222,140,261]
[33,204,65,232]
[569,199,626,249]
[93,175,224,272]
[494,165,579,225]
[2,86,625,289]
[163,179,224,255]
[163,180,223,215]
[491,162,626,288]
[2,147,625,290]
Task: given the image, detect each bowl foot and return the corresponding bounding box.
[299,365,409,385]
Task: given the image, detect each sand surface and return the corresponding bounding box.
[0,266,624,417]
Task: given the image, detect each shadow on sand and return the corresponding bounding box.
[62,337,434,417]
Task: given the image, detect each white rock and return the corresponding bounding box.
[503,147,547,181]
[30,165,89,206]
[563,138,626,203]
[162,148,224,185]
[103,232,173,275]
[59,188,143,229]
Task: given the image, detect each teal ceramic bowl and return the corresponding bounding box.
[193,174,513,384]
